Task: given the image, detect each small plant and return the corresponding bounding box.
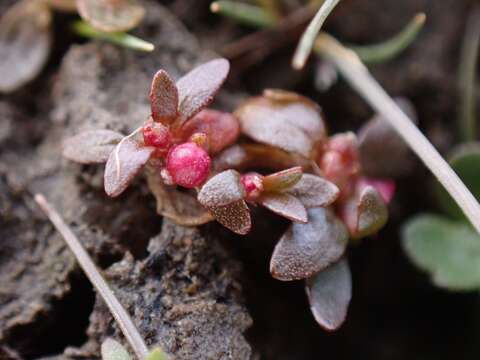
[63,58,404,330]
[402,6,480,291]
[0,0,152,94]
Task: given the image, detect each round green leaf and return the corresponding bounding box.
[402,214,480,291]
[435,143,480,221]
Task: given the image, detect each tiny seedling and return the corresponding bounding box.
[0,0,152,94]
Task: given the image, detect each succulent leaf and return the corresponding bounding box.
[260,193,308,223]
[236,90,326,157]
[287,174,339,208]
[104,138,154,197]
[150,70,179,124]
[306,258,352,331]
[262,167,303,192]
[176,58,230,125]
[198,170,245,207]
[208,200,252,235]
[270,208,348,281]
[63,129,123,164]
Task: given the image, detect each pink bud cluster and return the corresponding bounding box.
[142,119,211,188]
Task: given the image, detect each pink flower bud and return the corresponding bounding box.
[143,120,172,152]
[241,172,264,201]
[357,177,396,204]
[320,132,360,194]
[166,142,211,188]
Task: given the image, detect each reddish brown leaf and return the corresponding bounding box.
[0,0,52,93]
[358,98,416,177]
[356,185,388,238]
[197,170,245,208]
[104,138,154,197]
[287,174,339,208]
[208,200,252,235]
[235,91,326,157]
[76,0,145,33]
[180,109,240,154]
[260,193,307,223]
[47,0,77,12]
[306,258,352,331]
[63,129,123,164]
[175,58,230,125]
[263,167,303,192]
[263,90,325,138]
[213,144,310,173]
[270,208,348,281]
[145,168,214,226]
[150,70,179,124]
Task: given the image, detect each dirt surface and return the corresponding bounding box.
[0,2,250,359]
[2,0,480,359]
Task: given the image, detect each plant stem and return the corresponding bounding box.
[72,20,154,52]
[458,6,480,142]
[34,194,149,360]
[210,1,277,28]
[314,33,480,234]
[292,0,341,69]
[349,13,426,64]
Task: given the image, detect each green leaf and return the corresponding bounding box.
[435,143,480,220]
[349,13,426,64]
[210,1,277,28]
[402,214,480,291]
[101,338,132,360]
[146,348,169,360]
[72,20,154,52]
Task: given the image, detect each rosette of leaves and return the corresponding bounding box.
[223,90,413,330]
[0,0,145,93]
[63,58,238,225]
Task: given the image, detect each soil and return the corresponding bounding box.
[1,0,480,359]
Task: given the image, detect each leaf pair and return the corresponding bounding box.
[150,59,230,129]
[260,168,339,223]
[235,89,327,158]
[197,168,339,234]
